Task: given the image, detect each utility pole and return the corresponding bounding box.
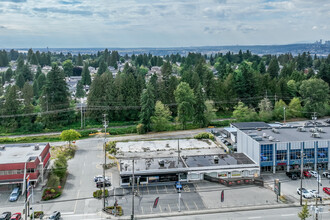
[80,98,83,129]
[274,93,277,103]
[315,167,320,220]
[131,159,135,220]
[103,114,108,210]
[283,107,286,124]
[300,148,304,206]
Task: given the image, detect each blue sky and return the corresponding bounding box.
[0,0,329,48]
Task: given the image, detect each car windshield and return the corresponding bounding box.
[11,193,17,197]
[302,189,309,193]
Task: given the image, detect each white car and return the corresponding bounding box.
[308,190,322,198]
[309,171,318,178]
[322,171,330,178]
[94,175,110,182]
[297,188,313,199]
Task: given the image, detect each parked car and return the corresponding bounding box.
[323,187,330,195]
[286,171,300,180]
[297,188,312,199]
[309,171,318,178]
[0,212,11,220]
[308,190,322,198]
[10,213,21,220]
[325,119,330,124]
[9,188,20,202]
[94,175,110,182]
[303,171,312,178]
[322,171,330,178]
[49,211,61,220]
[96,180,111,188]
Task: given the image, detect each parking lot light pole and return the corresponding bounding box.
[300,149,303,206]
[131,159,135,220]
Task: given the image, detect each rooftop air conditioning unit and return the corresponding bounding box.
[311,133,321,138]
[269,136,275,141]
[316,128,324,133]
[214,156,219,164]
[262,133,268,138]
[272,128,279,133]
[309,128,316,133]
[297,127,306,132]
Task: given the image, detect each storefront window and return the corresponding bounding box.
[304,148,314,159]
[261,144,273,162]
[318,148,328,158]
[276,150,287,161]
[290,149,301,160]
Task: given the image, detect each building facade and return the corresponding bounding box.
[237,124,330,173]
[0,143,51,188]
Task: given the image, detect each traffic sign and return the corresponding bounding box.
[176,183,182,189]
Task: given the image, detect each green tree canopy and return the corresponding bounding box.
[174,82,196,129]
[139,83,155,132]
[60,129,81,146]
[233,101,258,122]
[151,101,172,131]
[63,60,73,77]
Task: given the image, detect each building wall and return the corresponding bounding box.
[238,130,330,172]
[237,130,260,165]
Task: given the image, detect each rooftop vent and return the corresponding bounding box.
[34,144,40,151]
[272,128,279,134]
[262,133,268,138]
[0,146,5,150]
[269,136,275,141]
[158,160,165,167]
[311,133,321,138]
[297,127,306,132]
[214,156,219,164]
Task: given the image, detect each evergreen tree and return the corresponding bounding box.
[81,62,91,85]
[41,64,72,127]
[76,80,85,98]
[62,60,73,77]
[5,68,13,82]
[174,82,196,129]
[194,84,207,127]
[97,60,107,75]
[151,101,172,131]
[31,53,39,65]
[139,83,155,132]
[22,82,34,106]
[268,57,280,78]
[21,64,33,81]
[77,53,83,66]
[298,202,311,220]
[16,73,25,89]
[37,73,46,94]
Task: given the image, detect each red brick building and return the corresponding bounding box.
[0,143,51,187]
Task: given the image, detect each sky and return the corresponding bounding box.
[0,0,329,48]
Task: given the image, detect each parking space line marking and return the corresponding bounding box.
[156,186,159,194]
[141,206,144,214]
[183,200,189,210]
[159,204,162,212]
[281,214,295,217]
[194,201,198,210]
[248,217,261,219]
[73,190,80,213]
[165,185,168,193]
[147,186,149,194]
[150,205,153,213]
[168,204,171,212]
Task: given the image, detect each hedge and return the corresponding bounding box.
[194,132,215,140]
[93,189,109,199]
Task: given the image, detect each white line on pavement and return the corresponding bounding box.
[168,204,171,212]
[281,214,295,217]
[73,190,80,213]
[248,217,262,219]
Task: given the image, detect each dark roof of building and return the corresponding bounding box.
[183,153,255,167]
[231,122,271,129]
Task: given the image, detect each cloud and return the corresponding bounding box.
[236,24,257,33]
[0,25,6,29]
[0,0,26,2]
[33,7,93,16]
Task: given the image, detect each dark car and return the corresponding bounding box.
[49,211,61,220]
[286,171,300,180]
[96,180,111,188]
[10,213,21,220]
[0,212,11,220]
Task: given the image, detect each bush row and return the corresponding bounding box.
[194,132,215,140]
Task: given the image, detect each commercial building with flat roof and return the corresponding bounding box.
[236,123,330,173]
[119,153,259,186]
[0,143,51,187]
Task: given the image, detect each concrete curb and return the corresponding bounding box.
[104,203,320,220]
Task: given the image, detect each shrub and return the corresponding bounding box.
[136,124,145,134]
[93,189,109,198]
[30,211,44,219]
[105,206,123,216]
[194,132,215,140]
[42,188,62,201]
[47,174,60,188]
[105,141,117,155]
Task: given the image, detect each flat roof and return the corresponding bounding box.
[0,144,47,164]
[183,153,255,167]
[241,126,330,144]
[231,122,270,129]
[120,157,185,173]
[224,127,237,133]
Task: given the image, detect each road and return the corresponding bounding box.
[147,206,330,220]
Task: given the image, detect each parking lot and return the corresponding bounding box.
[263,173,330,202]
